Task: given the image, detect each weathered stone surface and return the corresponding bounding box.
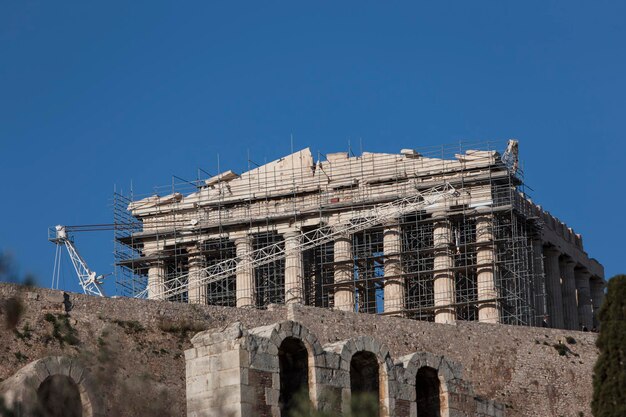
[0,355,104,417]
[0,283,599,417]
[187,320,508,417]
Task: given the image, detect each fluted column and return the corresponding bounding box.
[476,212,499,323]
[560,257,579,330]
[147,260,166,300]
[334,233,355,312]
[543,247,564,329]
[383,222,405,316]
[531,239,547,326]
[574,269,593,330]
[590,278,605,329]
[188,251,206,304]
[433,213,455,324]
[284,231,304,305]
[235,236,255,308]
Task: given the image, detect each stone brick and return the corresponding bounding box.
[218,368,241,388]
[184,348,198,361]
[0,283,599,417]
[219,349,242,371]
[250,352,278,371]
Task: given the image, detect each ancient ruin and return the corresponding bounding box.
[0,284,602,417]
[0,141,607,417]
[115,141,604,330]
[186,318,506,417]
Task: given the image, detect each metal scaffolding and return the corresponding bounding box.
[113,140,546,327]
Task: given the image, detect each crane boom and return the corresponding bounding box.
[49,225,106,297]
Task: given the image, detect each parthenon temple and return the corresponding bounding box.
[114,141,604,330]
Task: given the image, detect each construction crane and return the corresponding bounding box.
[47,182,455,300]
[150,182,458,301]
[49,225,106,297]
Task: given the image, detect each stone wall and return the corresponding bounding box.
[186,320,505,416]
[0,283,598,417]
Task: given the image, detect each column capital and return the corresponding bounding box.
[559,256,576,268]
[543,246,561,257]
[187,242,205,258]
[232,234,253,246]
[146,258,165,268]
[474,210,493,224]
[334,231,352,242]
[475,215,494,225]
[383,226,401,239]
[283,230,302,239]
[431,211,449,221]
[590,276,606,289]
[575,268,591,279]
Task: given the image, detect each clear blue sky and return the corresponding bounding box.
[1,1,624,295]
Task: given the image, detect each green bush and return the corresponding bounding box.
[592,274,626,417]
[44,314,80,347]
[553,343,571,357]
[14,323,32,341]
[284,388,379,417]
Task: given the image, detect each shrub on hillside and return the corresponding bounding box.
[592,274,626,417]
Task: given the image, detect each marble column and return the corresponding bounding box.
[383,222,405,316]
[334,233,355,312]
[147,260,166,300]
[433,213,455,324]
[188,251,206,304]
[543,247,564,329]
[235,236,255,308]
[560,257,579,331]
[476,213,499,323]
[590,278,605,329]
[574,268,593,330]
[284,231,304,305]
[531,239,547,327]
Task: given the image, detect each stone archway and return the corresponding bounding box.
[324,335,396,417]
[278,336,309,414]
[247,320,325,414]
[398,351,461,417]
[350,350,380,416]
[0,356,103,417]
[37,374,83,417]
[415,366,440,417]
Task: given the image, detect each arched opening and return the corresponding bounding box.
[279,337,309,415]
[415,366,441,417]
[36,374,83,417]
[350,351,380,416]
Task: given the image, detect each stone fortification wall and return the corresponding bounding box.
[285,304,597,417]
[0,283,597,417]
[186,320,507,417]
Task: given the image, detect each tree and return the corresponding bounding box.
[592,274,626,417]
[0,251,36,286]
